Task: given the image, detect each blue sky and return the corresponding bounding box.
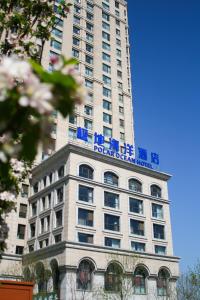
[128,0,200,272]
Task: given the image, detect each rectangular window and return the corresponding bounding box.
[85,66,93,76]
[119,94,123,102]
[103,126,112,138]
[102,42,110,51]
[115,9,120,17]
[102,2,109,10]
[115,1,119,8]
[119,106,124,114]
[17,224,25,239]
[86,32,93,42]
[86,22,93,31]
[87,92,93,102]
[102,31,110,41]
[78,208,93,227]
[102,21,110,31]
[103,100,111,110]
[120,132,125,141]
[55,234,62,243]
[116,19,120,26]
[102,11,110,21]
[129,198,143,214]
[104,214,120,231]
[69,115,77,125]
[78,232,93,244]
[32,202,37,216]
[21,184,29,197]
[85,79,93,89]
[131,241,145,252]
[57,186,63,203]
[73,26,80,35]
[86,43,93,53]
[84,105,93,115]
[55,17,63,28]
[155,245,166,255]
[73,37,80,46]
[103,75,111,86]
[116,48,121,57]
[116,29,120,36]
[68,128,77,140]
[84,119,93,130]
[87,2,93,11]
[72,48,79,58]
[152,204,163,219]
[103,87,111,98]
[103,63,111,74]
[119,119,124,127]
[19,204,27,218]
[79,185,93,203]
[86,12,93,21]
[16,246,24,255]
[74,5,81,14]
[51,40,62,51]
[105,237,120,248]
[117,70,122,78]
[118,82,123,90]
[117,59,122,67]
[55,210,62,227]
[52,27,63,38]
[130,219,144,236]
[116,38,121,46]
[102,52,111,62]
[85,55,93,64]
[153,224,165,240]
[104,192,119,209]
[30,223,35,238]
[103,112,112,124]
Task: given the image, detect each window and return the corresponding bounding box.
[152,204,163,219]
[116,38,121,46]
[86,22,93,31]
[21,184,29,197]
[117,59,122,67]
[68,128,77,140]
[105,263,123,292]
[116,48,121,57]
[85,55,93,64]
[84,119,93,130]
[29,244,34,252]
[55,234,62,243]
[131,242,145,252]
[155,245,166,255]
[104,192,119,209]
[120,132,125,141]
[104,172,118,186]
[73,37,80,46]
[79,164,93,179]
[133,267,147,294]
[102,42,110,52]
[102,11,110,21]
[86,32,93,42]
[72,48,79,58]
[17,224,25,239]
[86,12,93,21]
[129,198,143,214]
[105,237,120,248]
[117,70,122,78]
[33,182,38,194]
[151,185,162,198]
[102,2,109,10]
[30,223,35,238]
[55,17,63,28]
[56,186,63,203]
[19,204,27,218]
[87,92,93,102]
[69,115,77,124]
[32,202,37,216]
[84,105,93,116]
[116,19,120,26]
[87,2,93,12]
[103,112,112,124]
[119,106,124,114]
[102,52,111,62]
[103,100,111,110]
[74,5,81,14]
[119,119,124,127]
[78,232,93,244]
[115,1,119,8]
[55,210,62,227]
[119,94,123,102]
[129,178,142,192]
[116,29,120,36]
[52,27,63,38]
[115,9,120,17]
[79,185,93,203]
[130,219,144,236]
[58,165,64,178]
[77,260,95,290]
[103,87,111,97]
[153,224,165,240]
[51,40,62,51]
[85,79,93,89]
[104,214,120,231]
[85,66,93,77]
[102,21,110,31]
[73,26,80,35]
[103,75,111,86]
[103,126,112,138]
[40,218,45,233]
[102,31,110,41]
[86,43,93,53]
[78,208,93,227]
[103,63,111,74]
[157,269,170,296]
[16,246,24,255]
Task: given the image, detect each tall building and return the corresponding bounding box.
[1,0,179,299]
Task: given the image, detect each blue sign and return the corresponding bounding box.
[76,127,159,170]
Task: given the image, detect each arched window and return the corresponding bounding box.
[133,267,148,295]
[151,185,161,198]
[50,259,60,294]
[129,179,142,193]
[157,269,170,296]
[76,260,95,290]
[104,172,118,186]
[105,262,123,292]
[79,164,93,180]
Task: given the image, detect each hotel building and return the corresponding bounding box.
[1,0,179,299]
